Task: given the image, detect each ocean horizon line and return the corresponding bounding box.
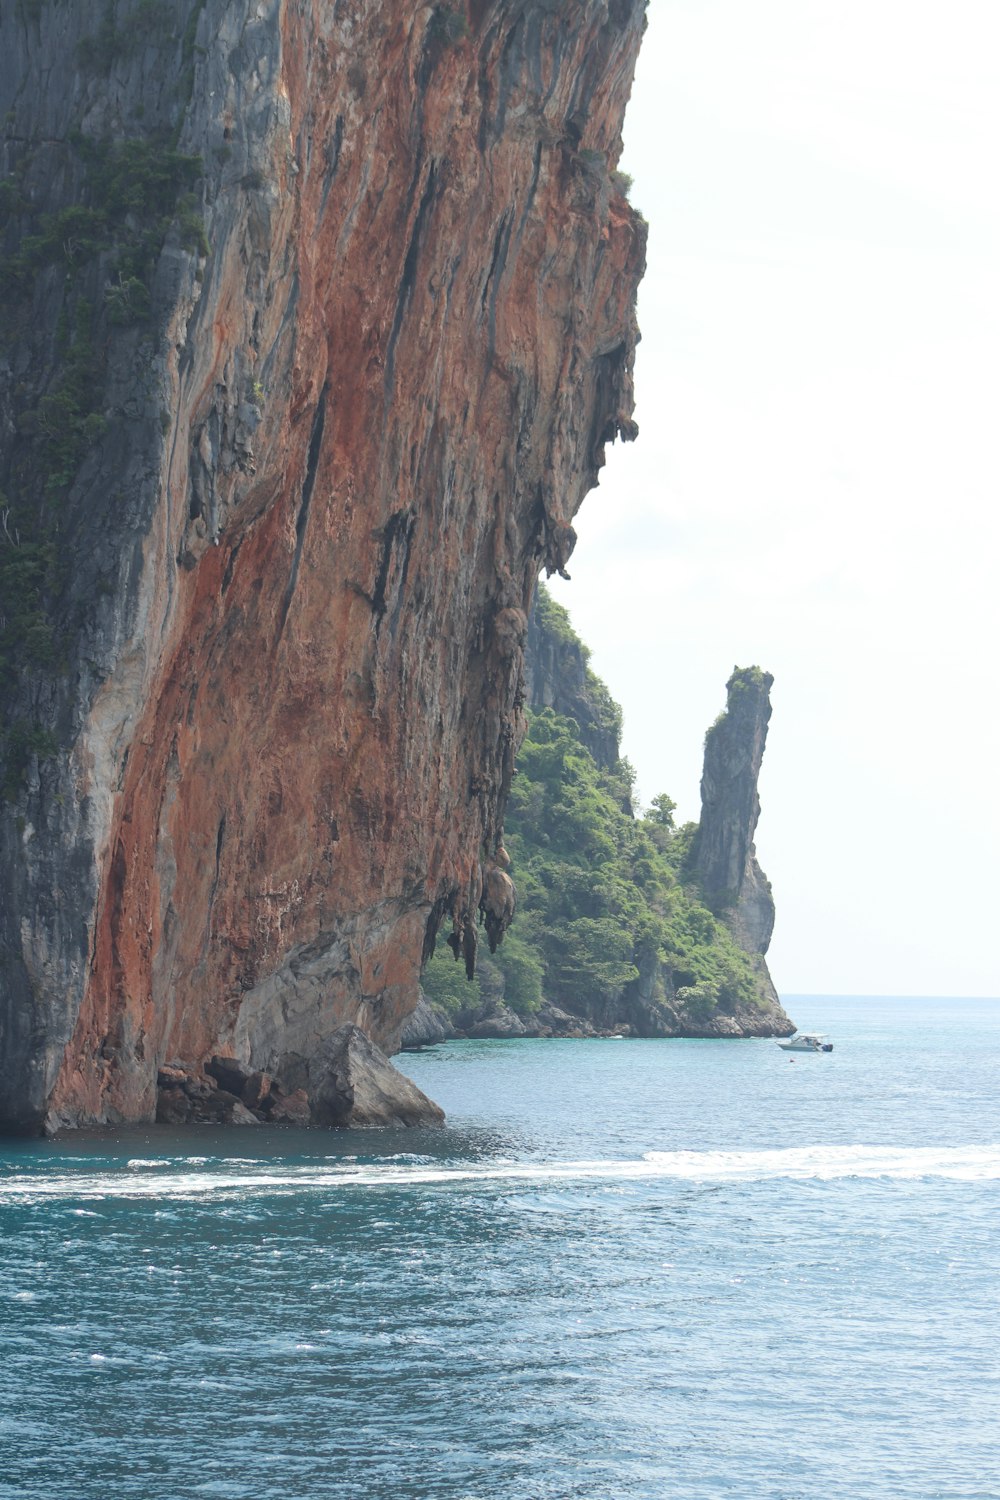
[779,991,1000,1002]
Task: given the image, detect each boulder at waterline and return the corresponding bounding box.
[309,1027,445,1128]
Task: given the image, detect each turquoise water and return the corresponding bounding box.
[1,996,998,1499]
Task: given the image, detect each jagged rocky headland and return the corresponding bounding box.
[410,590,792,1043]
[0,0,646,1132]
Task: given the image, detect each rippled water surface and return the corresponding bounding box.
[2,995,999,1499]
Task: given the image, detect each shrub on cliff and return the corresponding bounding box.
[423,590,765,1030]
[425,718,758,1026]
[501,704,759,1021]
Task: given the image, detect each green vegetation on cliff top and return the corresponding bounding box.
[423,590,762,1028]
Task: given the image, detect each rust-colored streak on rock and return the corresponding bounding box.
[44,0,647,1129]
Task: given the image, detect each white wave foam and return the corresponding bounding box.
[2,1142,998,1203]
[640,1143,1000,1181]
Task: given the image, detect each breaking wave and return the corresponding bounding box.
[3,1142,998,1203]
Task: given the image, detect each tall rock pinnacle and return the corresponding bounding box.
[696,667,776,958]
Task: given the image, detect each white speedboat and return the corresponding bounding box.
[776,1032,833,1053]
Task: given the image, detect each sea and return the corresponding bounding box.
[1,995,998,1500]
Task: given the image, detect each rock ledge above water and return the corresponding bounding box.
[154,1031,444,1129]
[309,1027,445,1128]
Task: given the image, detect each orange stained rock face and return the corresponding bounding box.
[47,0,647,1127]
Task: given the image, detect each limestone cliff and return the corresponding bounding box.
[0,0,646,1132]
[694,666,783,1014]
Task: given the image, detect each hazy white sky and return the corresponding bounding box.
[549,0,1000,996]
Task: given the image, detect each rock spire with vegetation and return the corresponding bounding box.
[413,590,794,1043]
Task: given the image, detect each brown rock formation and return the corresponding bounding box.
[0,1,646,1132]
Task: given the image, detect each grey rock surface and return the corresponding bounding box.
[695,667,775,950]
[399,993,458,1049]
[535,1002,599,1037]
[694,667,787,1019]
[309,1026,445,1128]
[466,1006,528,1040]
[228,1100,261,1126]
